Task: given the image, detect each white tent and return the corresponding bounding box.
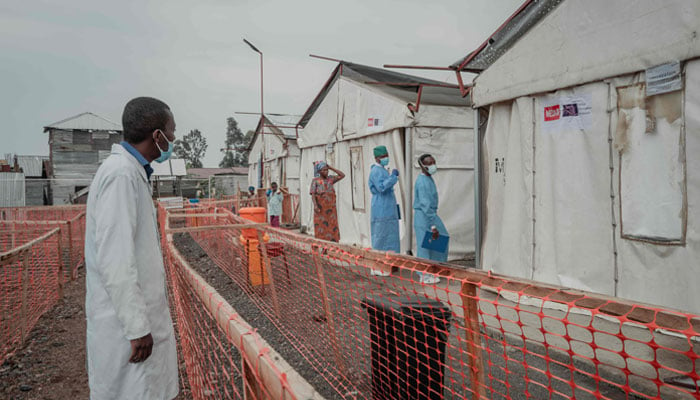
[297,61,474,260]
[247,114,301,194]
[151,158,187,178]
[151,158,187,197]
[458,0,700,313]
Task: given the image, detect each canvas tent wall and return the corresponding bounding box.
[297,61,473,260]
[462,0,700,313]
[247,114,301,194]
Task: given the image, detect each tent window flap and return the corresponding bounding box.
[616,83,686,244]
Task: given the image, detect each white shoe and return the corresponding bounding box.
[420,274,441,284]
[370,269,391,277]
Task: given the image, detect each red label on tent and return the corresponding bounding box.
[368,118,374,127]
[544,105,561,121]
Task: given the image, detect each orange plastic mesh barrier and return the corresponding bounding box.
[162,204,700,400]
[0,205,87,363]
[0,205,86,281]
[0,227,63,363]
[161,205,327,400]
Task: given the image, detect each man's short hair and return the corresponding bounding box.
[418,153,433,167]
[122,97,171,144]
[271,182,277,186]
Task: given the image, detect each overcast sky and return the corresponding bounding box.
[1,0,522,167]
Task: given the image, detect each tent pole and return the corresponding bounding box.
[405,127,413,255]
[473,108,482,269]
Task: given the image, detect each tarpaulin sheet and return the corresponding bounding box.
[481,63,700,314]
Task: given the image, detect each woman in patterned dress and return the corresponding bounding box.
[309,161,345,242]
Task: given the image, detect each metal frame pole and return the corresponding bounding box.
[474,108,482,269]
[405,127,413,255]
[260,52,264,121]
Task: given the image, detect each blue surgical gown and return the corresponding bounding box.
[413,173,448,262]
[368,164,400,253]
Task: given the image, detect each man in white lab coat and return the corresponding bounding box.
[84,97,178,399]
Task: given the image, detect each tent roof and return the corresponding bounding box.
[263,114,299,139]
[468,0,700,106]
[151,158,187,177]
[44,112,122,132]
[248,113,300,151]
[298,61,468,128]
[450,0,563,72]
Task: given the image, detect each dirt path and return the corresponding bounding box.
[0,271,89,400]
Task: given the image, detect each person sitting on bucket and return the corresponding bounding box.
[267,182,285,227]
[368,145,400,277]
[413,153,447,284]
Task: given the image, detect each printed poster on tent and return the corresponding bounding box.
[541,93,592,133]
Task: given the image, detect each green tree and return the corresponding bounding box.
[174,129,207,168]
[219,117,253,167]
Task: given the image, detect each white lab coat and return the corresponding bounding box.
[84,144,178,400]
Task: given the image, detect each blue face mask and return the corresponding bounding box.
[154,131,174,163]
[427,165,437,175]
[379,157,389,166]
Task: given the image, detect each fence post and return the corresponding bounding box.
[56,230,64,299]
[460,282,486,399]
[256,230,281,318]
[242,356,264,400]
[67,218,75,281]
[20,250,30,346]
[311,245,348,376]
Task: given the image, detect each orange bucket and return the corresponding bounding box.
[239,207,266,239]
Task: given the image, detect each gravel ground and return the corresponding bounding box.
[173,233,346,399]
[0,267,192,400]
[173,231,653,400]
[0,271,89,400]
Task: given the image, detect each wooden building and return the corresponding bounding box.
[43,112,122,204]
[15,155,50,205]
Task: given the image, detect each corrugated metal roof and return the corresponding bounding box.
[16,155,48,177]
[298,61,468,128]
[0,172,26,207]
[151,158,187,177]
[450,0,563,72]
[44,112,122,132]
[187,167,248,179]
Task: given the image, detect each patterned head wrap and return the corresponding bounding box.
[314,161,328,174]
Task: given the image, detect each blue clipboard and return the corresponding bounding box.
[421,231,449,253]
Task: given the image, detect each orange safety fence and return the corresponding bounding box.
[161,204,324,399]
[0,227,63,364]
[282,193,300,226]
[0,205,86,281]
[194,193,300,226]
[162,204,700,400]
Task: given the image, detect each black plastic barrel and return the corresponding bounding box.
[361,294,451,400]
